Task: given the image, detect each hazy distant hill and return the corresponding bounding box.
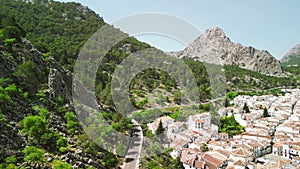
[281,44,300,66]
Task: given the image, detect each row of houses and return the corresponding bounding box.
[272,97,300,167]
[147,89,300,168]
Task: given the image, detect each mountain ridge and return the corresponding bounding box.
[175,27,284,76]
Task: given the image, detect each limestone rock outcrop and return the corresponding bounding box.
[176,27,283,76]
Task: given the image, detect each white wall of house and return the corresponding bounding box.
[283,144,290,159]
[273,146,283,156]
[183,163,197,169]
[187,113,211,132]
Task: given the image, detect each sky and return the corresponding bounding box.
[57,0,300,59]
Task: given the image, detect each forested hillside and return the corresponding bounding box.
[0,0,105,68]
[0,13,128,168]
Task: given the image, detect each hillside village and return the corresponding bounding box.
[148,89,300,169]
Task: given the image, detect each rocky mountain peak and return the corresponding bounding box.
[176,27,283,76]
[203,27,227,39]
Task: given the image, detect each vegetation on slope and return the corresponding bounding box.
[0,0,299,168]
[0,14,119,168]
[218,115,245,138]
[0,0,105,68]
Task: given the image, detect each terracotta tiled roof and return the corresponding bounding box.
[264,159,292,168]
[219,132,228,136]
[226,165,234,169]
[152,116,174,129]
[232,148,251,157]
[273,141,284,148]
[170,138,187,150]
[294,156,300,161]
[180,148,206,168]
[195,119,205,123]
[202,153,223,169]
[194,160,205,168]
[215,149,230,158]
[234,160,245,166]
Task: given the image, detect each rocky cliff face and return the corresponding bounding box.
[176,27,283,76]
[281,44,300,66]
[48,57,73,105]
[0,37,107,168]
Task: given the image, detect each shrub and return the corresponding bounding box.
[67,121,77,134]
[146,130,154,138]
[226,92,239,100]
[218,115,245,137]
[0,29,3,39]
[6,164,18,169]
[4,155,16,164]
[64,112,77,134]
[0,112,6,125]
[40,131,57,146]
[22,146,45,165]
[56,136,68,149]
[22,116,47,142]
[4,38,16,49]
[13,61,41,92]
[64,112,76,121]
[59,147,67,153]
[169,110,180,119]
[53,160,72,169]
[39,108,50,120]
[101,152,118,168]
[116,143,127,156]
[2,26,21,41]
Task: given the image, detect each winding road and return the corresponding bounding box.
[123,119,143,169]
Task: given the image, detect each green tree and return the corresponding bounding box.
[243,103,250,113]
[224,98,229,107]
[22,146,45,166]
[263,107,270,118]
[173,91,181,105]
[101,152,118,168]
[155,120,164,135]
[13,61,42,92]
[22,116,47,142]
[202,143,209,152]
[218,115,245,138]
[2,26,21,41]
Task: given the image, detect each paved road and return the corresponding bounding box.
[123,119,143,169]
